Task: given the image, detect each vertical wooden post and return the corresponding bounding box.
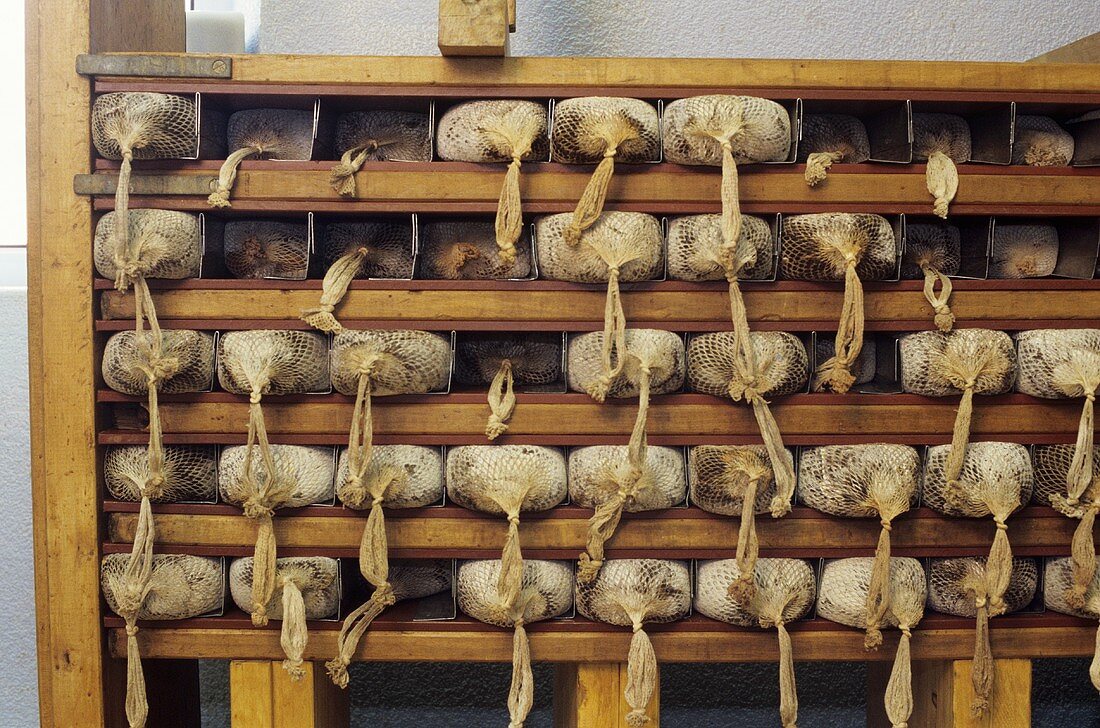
[438,0,509,56]
[553,662,660,728]
[867,659,1031,728]
[230,661,350,728]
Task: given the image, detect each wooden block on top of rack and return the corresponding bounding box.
[438,0,510,57]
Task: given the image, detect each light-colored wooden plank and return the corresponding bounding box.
[875,659,1031,727]
[438,0,508,56]
[553,663,621,728]
[1030,32,1100,64]
[90,0,185,54]
[272,662,350,728]
[230,661,274,728]
[89,53,1100,94]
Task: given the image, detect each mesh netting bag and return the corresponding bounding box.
[688,445,792,603]
[798,113,871,186]
[779,213,896,392]
[901,222,962,332]
[229,556,340,679]
[458,559,573,728]
[815,336,876,386]
[104,445,216,504]
[94,209,203,284]
[798,445,920,647]
[538,212,664,399]
[437,100,549,266]
[329,110,432,197]
[989,224,1059,279]
[551,97,659,245]
[686,331,808,518]
[899,329,1016,489]
[454,333,563,440]
[695,558,816,728]
[1018,329,1100,606]
[327,557,452,688]
[448,445,566,630]
[208,108,316,207]
[1043,557,1100,690]
[301,220,415,333]
[223,220,309,280]
[217,330,329,624]
[101,553,222,728]
[418,220,532,280]
[1012,115,1074,167]
[576,559,691,726]
[568,330,685,581]
[912,113,971,218]
[667,213,775,283]
[928,556,1038,715]
[817,557,926,728]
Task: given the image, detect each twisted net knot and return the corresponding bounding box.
[113,257,152,291]
[974,596,987,609]
[249,390,263,405]
[507,513,521,526]
[125,622,140,638]
[371,494,385,508]
[372,581,397,608]
[900,626,912,638]
[145,355,180,386]
[880,519,892,532]
[995,520,1008,531]
[603,147,618,159]
[243,499,275,520]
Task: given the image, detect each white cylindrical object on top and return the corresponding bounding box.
[186,10,246,54]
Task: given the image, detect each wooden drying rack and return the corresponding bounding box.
[27,1,1100,726]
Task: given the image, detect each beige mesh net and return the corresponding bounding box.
[447,445,567,635]
[815,336,876,386]
[104,445,216,504]
[928,556,1038,715]
[219,444,335,507]
[223,220,310,280]
[208,108,316,207]
[454,333,563,440]
[539,212,664,399]
[667,213,775,282]
[1012,115,1074,167]
[798,445,920,648]
[694,558,816,728]
[458,559,573,728]
[686,331,808,519]
[301,220,414,333]
[798,113,871,186]
[688,445,792,603]
[551,97,660,245]
[898,329,1016,490]
[229,556,340,679]
[575,558,691,726]
[103,330,215,397]
[437,100,549,266]
[989,224,1059,279]
[217,330,329,626]
[779,213,896,392]
[101,553,222,728]
[912,113,971,218]
[817,557,926,728]
[94,209,202,283]
[901,222,962,331]
[418,220,533,280]
[330,110,432,197]
[568,330,685,581]
[1043,557,1100,690]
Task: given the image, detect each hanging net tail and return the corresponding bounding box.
[279,579,308,680]
[728,478,759,604]
[120,495,155,728]
[300,247,368,333]
[776,622,799,728]
[506,621,534,728]
[884,628,914,728]
[330,142,376,198]
[1067,507,1098,611]
[812,260,863,394]
[115,151,134,261]
[494,156,524,267]
[208,145,261,208]
[804,151,844,187]
[123,618,148,728]
[970,601,993,716]
[1067,394,1097,504]
[324,583,396,688]
[750,399,793,517]
[563,151,616,246]
[250,514,278,627]
[864,521,893,650]
[485,359,516,440]
[922,265,955,332]
[943,387,976,497]
[498,516,525,613]
[926,151,959,219]
[719,142,742,251]
[985,521,1013,617]
[624,624,657,727]
[576,495,626,584]
[588,268,626,403]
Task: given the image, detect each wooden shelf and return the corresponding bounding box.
[105,612,1099,663]
[77,163,1100,215]
[103,504,1083,559]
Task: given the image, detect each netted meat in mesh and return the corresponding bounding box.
[815,336,876,386]
[687,332,809,399]
[663,95,790,166]
[667,214,775,282]
[913,113,971,219]
[1046,558,1100,691]
[335,445,443,510]
[552,97,659,164]
[92,93,198,161]
[899,329,1015,397]
[387,560,453,602]
[1033,444,1100,507]
[329,110,432,197]
[329,330,450,396]
[989,224,1059,279]
[458,559,574,728]
[568,329,685,400]
[418,220,532,279]
[569,445,686,511]
[447,445,567,516]
[536,212,663,283]
[102,553,224,620]
[437,100,549,163]
[229,556,340,679]
[320,221,414,279]
[1012,115,1074,167]
[104,445,216,503]
[218,330,329,396]
[798,114,871,186]
[928,556,1038,616]
[219,445,335,508]
[689,445,789,516]
[209,109,317,208]
[695,558,815,728]
[902,222,962,331]
[1017,329,1100,400]
[923,442,1033,518]
[223,220,310,279]
[102,330,215,395]
[576,559,691,726]
[94,210,202,282]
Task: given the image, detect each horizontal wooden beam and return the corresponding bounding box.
[107,615,1100,662]
[104,505,1082,558]
[97,280,1100,329]
[84,53,1100,95]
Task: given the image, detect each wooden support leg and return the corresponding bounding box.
[867,658,1031,728]
[553,662,660,728]
[230,661,349,728]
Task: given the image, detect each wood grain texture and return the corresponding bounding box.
[873,659,1031,728]
[1030,32,1100,64]
[272,662,350,728]
[438,0,508,56]
[90,0,185,54]
[230,661,274,728]
[553,663,621,728]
